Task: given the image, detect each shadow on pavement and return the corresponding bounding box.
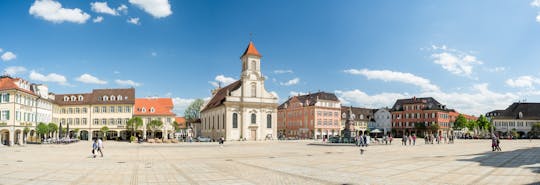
[457,147,540,174]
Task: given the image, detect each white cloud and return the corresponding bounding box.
[505,76,540,88]
[93,16,103,23]
[344,68,439,92]
[430,46,483,76]
[4,66,27,76]
[269,91,280,101]
[289,91,307,96]
[113,70,120,74]
[487,67,505,72]
[29,70,68,85]
[280,78,300,86]
[127,17,140,25]
[117,4,128,14]
[273,69,293,74]
[129,0,172,18]
[209,75,236,87]
[90,2,118,15]
[75,73,107,84]
[1,51,17,61]
[536,12,540,23]
[172,97,195,116]
[336,83,517,116]
[115,79,141,87]
[29,0,90,24]
[0,48,3,52]
[531,0,540,7]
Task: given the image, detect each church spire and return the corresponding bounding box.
[241,41,262,58]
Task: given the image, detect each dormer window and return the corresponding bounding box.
[125,96,128,100]
[150,107,155,113]
[518,112,523,119]
[103,96,108,101]
[117,95,123,101]
[110,95,116,101]
[141,107,146,112]
[78,95,83,101]
[70,96,76,101]
[64,96,69,101]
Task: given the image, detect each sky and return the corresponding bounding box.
[2,0,540,116]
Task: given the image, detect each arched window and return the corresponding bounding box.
[232,113,238,128]
[150,107,155,113]
[78,95,83,101]
[103,96,108,101]
[70,96,76,101]
[250,83,256,97]
[267,114,272,128]
[141,107,146,112]
[110,95,116,101]
[64,96,69,101]
[251,113,256,124]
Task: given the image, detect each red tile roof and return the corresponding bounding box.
[0,76,36,95]
[201,80,242,112]
[241,41,262,58]
[134,98,175,116]
[175,117,186,128]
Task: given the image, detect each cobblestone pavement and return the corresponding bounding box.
[0,139,538,185]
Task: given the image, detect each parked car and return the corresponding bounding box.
[196,136,211,142]
[328,136,340,143]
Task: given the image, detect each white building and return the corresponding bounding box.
[490,102,539,137]
[200,41,278,141]
[373,108,392,135]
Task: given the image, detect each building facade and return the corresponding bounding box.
[372,108,392,135]
[0,76,54,146]
[489,102,540,137]
[200,41,278,141]
[134,98,176,140]
[390,97,453,137]
[341,106,372,137]
[53,88,135,141]
[277,92,341,140]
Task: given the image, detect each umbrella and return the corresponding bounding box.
[371,129,382,133]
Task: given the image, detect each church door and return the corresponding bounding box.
[251,129,256,141]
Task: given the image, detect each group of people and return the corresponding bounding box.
[91,138,104,158]
[401,134,417,145]
[355,134,370,147]
[424,134,454,144]
[491,135,502,151]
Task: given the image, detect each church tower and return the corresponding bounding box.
[240,41,265,98]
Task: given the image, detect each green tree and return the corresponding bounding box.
[147,120,163,139]
[47,123,58,138]
[184,99,204,123]
[453,114,468,130]
[530,123,540,137]
[466,120,477,133]
[430,124,440,133]
[477,115,490,130]
[100,126,109,140]
[127,117,143,138]
[172,121,180,132]
[414,122,427,137]
[36,122,49,142]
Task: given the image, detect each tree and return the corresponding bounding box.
[100,126,109,140]
[466,120,477,135]
[184,99,204,123]
[127,117,143,138]
[36,122,49,142]
[414,123,427,137]
[430,124,440,134]
[453,114,468,130]
[47,123,58,138]
[147,120,163,139]
[73,128,80,139]
[530,123,540,138]
[477,115,490,131]
[172,121,180,132]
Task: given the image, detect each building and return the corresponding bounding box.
[53,88,135,141]
[200,41,278,141]
[372,108,392,135]
[390,97,454,137]
[134,98,176,140]
[277,92,341,140]
[0,76,54,146]
[488,102,540,137]
[340,106,372,137]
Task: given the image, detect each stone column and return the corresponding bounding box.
[88,130,93,141]
[9,128,14,146]
[143,123,147,140]
[18,132,23,146]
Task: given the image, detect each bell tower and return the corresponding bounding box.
[240,41,262,80]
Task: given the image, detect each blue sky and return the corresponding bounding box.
[2,0,540,116]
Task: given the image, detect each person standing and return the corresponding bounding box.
[402,135,407,146]
[97,138,104,157]
[412,134,416,146]
[495,136,502,151]
[389,135,393,145]
[92,139,98,158]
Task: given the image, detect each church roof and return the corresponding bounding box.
[241,41,262,58]
[201,80,242,112]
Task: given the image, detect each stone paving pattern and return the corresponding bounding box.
[0,139,539,185]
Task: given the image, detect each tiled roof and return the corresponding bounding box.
[201,80,242,112]
[175,117,186,128]
[278,92,339,109]
[0,76,36,95]
[134,98,175,116]
[241,41,262,58]
[341,106,375,122]
[493,103,540,120]
[391,97,443,111]
[55,88,135,105]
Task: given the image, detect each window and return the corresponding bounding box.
[251,60,256,70]
[1,93,9,103]
[102,119,107,125]
[82,118,87,125]
[64,96,69,101]
[0,110,9,120]
[62,108,66,114]
[102,106,107,113]
[117,106,123,113]
[103,96,108,101]
[142,107,146,112]
[60,118,65,124]
[71,96,76,101]
[75,108,80,114]
[110,106,115,113]
[109,118,115,125]
[75,118,80,125]
[78,95,83,101]
[267,114,272,128]
[82,108,87,113]
[67,118,72,124]
[251,113,256,124]
[117,95,123,101]
[250,83,256,97]
[232,113,238,128]
[94,107,99,113]
[110,95,116,101]
[117,119,122,125]
[68,108,73,114]
[125,106,131,113]
[150,107,155,113]
[94,119,99,125]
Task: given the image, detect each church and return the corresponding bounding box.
[200,41,278,141]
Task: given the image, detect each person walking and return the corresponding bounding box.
[97,138,104,157]
[491,135,497,151]
[389,135,393,145]
[402,135,407,146]
[408,135,412,146]
[91,139,98,158]
[495,136,502,151]
[412,134,416,145]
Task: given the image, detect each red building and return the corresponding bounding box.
[277,92,341,140]
[390,97,476,137]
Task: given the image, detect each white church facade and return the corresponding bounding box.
[200,41,278,141]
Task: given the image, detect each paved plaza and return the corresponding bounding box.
[0,139,539,185]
